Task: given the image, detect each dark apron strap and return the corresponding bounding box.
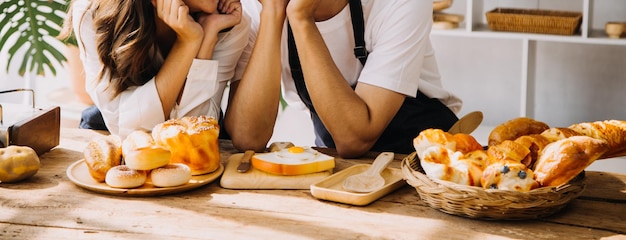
[288,0,458,153]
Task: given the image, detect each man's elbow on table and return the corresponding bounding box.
[333,137,376,159]
[229,132,271,153]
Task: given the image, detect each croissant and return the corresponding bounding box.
[488,117,550,147]
[567,120,626,158]
[513,134,552,168]
[534,136,609,187]
[486,140,530,166]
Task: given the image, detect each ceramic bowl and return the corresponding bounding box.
[605,22,625,39]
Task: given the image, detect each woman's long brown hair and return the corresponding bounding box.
[60,0,161,98]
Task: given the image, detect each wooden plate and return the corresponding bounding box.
[310,164,406,206]
[66,159,224,197]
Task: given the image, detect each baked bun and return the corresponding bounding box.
[413,129,483,159]
[513,134,551,168]
[453,133,484,154]
[105,165,147,188]
[122,131,171,170]
[534,136,609,187]
[413,129,456,161]
[251,146,335,175]
[488,117,549,147]
[568,120,626,158]
[152,116,220,175]
[83,135,122,182]
[0,146,41,183]
[481,161,538,192]
[486,140,530,165]
[420,146,484,186]
[150,163,192,187]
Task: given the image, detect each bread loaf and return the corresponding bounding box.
[152,116,220,175]
[534,136,609,187]
[488,117,549,147]
[567,120,626,158]
[83,135,122,182]
[540,127,581,142]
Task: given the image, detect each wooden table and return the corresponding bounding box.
[1,128,625,239]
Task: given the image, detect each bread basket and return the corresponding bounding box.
[401,152,586,220]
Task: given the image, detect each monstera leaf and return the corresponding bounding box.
[0,0,72,76]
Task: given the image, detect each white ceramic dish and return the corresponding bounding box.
[66,159,223,197]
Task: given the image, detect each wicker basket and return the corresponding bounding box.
[485,8,582,35]
[401,152,586,220]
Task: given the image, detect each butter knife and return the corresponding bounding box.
[237,150,255,173]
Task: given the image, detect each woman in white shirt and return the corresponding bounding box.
[61,0,249,139]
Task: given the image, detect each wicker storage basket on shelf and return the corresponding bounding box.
[485,8,583,35]
[401,152,586,220]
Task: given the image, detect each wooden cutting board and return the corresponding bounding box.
[219,153,333,189]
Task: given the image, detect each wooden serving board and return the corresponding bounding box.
[219,153,333,189]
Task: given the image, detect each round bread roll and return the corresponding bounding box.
[152,116,220,175]
[488,117,549,147]
[105,165,147,188]
[150,163,192,187]
[122,131,171,170]
[0,146,40,183]
[84,135,122,182]
[481,161,538,192]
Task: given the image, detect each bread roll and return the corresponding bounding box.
[0,146,40,183]
[413,129,456,161]
[150,163,192,187]
[83,135,122,182]
[513,134,551,168]
[420,146,484,186]
[413,129,482,159]
[534,136,609,187]
[488,117,549,147]
[568,120,626,158]
[453,133,484,154]
[486,140,530,166]
[122,131,171,170]
[152,116,221,175]
[481,161,538,192]
[105,165,147,188]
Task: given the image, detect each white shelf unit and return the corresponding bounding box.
[432,0,626,119]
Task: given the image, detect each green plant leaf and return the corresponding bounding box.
[0,0,71,77]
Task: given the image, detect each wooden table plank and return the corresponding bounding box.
[1,128,625,239]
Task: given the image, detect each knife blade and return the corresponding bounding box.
[236,150,255,173]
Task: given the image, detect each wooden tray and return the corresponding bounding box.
[66,160,223,197]
[310,164,406,206]
[220,153,332,189]
[486,8,582,35]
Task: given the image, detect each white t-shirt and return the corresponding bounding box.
[73,0,250,138]
[238,0,462,113]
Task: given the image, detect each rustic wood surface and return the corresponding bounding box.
[1,128,625,240]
